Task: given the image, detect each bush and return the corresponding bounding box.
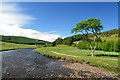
[77,42,84,49]
[71,43,76,47]
[102,41,111,51]
[77,41,120,52]
[77,41,89,49]
[114,41,120,52]
[96,42,102,50]
[109,41,114,51]
[77,40,119,52]
[44,43,51,47]
[51,41,56,47]
[102,41,114,51]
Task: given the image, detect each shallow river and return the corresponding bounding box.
[1,48,73,78]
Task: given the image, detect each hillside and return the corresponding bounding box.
[71,28,119,42]
[0,35,50,45]
[52,28,119,46]
[101,28,119,34]
[0,29,118,46]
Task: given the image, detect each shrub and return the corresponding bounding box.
[109,41,114,51]
[51,41,56,47]
[114,41,120,52]
[96,42,102,50]
[102,41,111,51]
[77,41,89,49]
[77,42,84,49]
[77,40,119,52]
[71,43,76,47]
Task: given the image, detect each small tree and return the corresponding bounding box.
[71,18,103,57]
[51,41,56,47]
[114,41,120,52]
[55,37,63,45]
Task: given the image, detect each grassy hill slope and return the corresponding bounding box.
[71,28,119,42]
[0,35,50,45]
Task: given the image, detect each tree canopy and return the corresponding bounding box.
[71,18,103,42]
[71,18,103,57]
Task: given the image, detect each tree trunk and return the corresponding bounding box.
[91,49,95,57]
[90,42,97,57]
[91,50,94,57]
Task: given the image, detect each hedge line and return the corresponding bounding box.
[77,41,120,52]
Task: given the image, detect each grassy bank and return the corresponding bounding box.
[35,46,119,73]
[0,41,37,51]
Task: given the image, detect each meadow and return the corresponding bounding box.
[35,45,119,73]
[0,41,36,51]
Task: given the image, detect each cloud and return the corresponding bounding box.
[0,3,35,25]
[0,3,60,42]
[47,31,57,33]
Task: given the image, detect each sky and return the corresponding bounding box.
[0,2,118,42]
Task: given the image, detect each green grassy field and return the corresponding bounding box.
[0,41,37,51]
[35,45,119,73]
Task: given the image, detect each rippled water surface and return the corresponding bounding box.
[2,48,72,78]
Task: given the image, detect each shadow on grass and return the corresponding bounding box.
[87,54,118,57]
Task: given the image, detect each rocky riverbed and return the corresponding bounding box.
[1,48,119,79]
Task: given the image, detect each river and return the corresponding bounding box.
[1,48,119,79]
[1,48,73,78]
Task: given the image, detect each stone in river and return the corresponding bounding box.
[23,67,26,69]
[32,68,35,71]
[28,70,30,72]
[36,65,39,67]
[28,73,31,75]
[6,73,10,76]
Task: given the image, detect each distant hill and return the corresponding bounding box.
[0,29,119,45]
[70,28,119,42]
[0,35,51,45]
[101,28,119,34]
[84,28,119,41]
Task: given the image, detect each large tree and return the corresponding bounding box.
[71,18,103,57]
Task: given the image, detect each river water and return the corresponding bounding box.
[1,48,73,78]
